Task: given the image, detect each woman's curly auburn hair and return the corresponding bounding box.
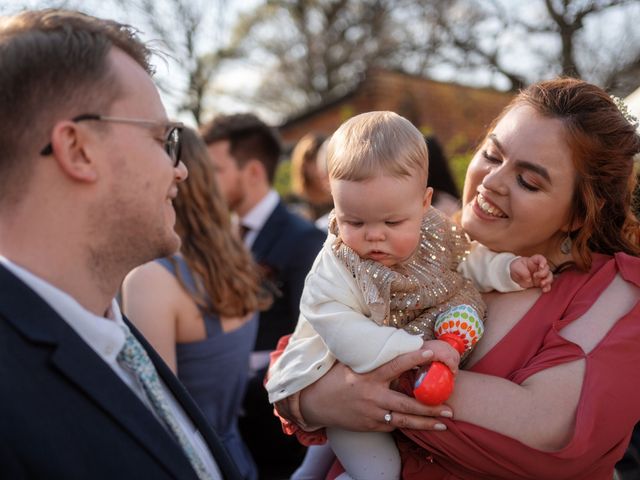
[171,127,271,317]
[487,78,640,270]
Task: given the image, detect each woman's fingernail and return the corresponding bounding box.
[440,410,453,418]
[421,350,433,358]
[434,423,447,431]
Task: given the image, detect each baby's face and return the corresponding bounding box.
[331,175,432,267]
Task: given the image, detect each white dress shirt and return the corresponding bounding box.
[240,189,279,248]
[238,189,282,373]
[0,256,222,480]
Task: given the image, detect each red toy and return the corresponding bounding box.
[413,305,484,406]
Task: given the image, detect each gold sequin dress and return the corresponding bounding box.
[329,207,486,341]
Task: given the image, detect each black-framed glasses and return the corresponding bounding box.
[40,114,184,166]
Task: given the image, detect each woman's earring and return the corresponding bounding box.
[560,234,572,255]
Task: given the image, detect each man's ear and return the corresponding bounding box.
[49,121,98,182]
[244,158,267,182]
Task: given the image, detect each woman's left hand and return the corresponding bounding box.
[299,347,454,432]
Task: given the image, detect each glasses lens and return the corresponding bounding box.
[166,127,181,166]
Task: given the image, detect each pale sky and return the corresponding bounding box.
[0,0,264,125]
[2,0,639,127]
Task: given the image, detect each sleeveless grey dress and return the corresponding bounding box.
[157,256,258,480]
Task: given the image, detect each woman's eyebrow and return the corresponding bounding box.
[488,134,552,184]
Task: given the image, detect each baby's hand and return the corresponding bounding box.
[510,254,553,293]
[421,339,460,374]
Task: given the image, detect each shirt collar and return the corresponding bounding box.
[241,189,279,233]
[0,256,126,362]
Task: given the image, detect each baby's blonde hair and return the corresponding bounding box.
[327,111,428,184]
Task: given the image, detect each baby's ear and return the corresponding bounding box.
[423,186,434,210]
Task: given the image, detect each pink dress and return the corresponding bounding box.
[392,252,640,479]
[276,252,640,479]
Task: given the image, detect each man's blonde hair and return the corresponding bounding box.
[327,111,428,184]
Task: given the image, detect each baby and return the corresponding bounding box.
[267,111,551,480]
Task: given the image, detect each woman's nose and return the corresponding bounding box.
[481,165,508,195]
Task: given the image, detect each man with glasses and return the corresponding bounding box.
[0,9,240,479]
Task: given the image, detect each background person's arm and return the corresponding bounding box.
[122,262,182,373]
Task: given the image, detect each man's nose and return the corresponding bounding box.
[175,160,188,182]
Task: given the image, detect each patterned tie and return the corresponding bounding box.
[117,329,212,480]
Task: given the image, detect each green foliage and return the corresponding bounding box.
[445,134,473,194]
[274,159,292,197]
[449,151,473,194]
[446,132,469,154]
[418,125,434,136]
[339,105,356,122]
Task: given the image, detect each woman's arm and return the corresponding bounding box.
[122,262,181,373]
[292,344,458,432]
[294,321,580,449]
[451,359,584,450]
[450,273,640,450]
[295,273,640,450]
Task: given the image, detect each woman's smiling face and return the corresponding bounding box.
[461,105,577,262]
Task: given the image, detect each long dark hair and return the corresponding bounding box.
[172,127,271,316]
[425,135,459,200]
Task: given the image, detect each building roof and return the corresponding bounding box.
[278,68,515,154]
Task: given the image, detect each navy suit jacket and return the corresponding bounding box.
[0,264,241,479]
[251,200,326,351]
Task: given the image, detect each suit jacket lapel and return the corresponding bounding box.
[0,265,197,479]
[252,200,287,261]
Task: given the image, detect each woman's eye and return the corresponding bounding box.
[517,175,539,192]
[482,150,501,164]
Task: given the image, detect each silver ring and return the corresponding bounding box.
[384,412,393,424]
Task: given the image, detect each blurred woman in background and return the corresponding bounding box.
[288,132,332,226]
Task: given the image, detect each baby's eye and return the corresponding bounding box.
[385,220,402,226]
[346,220,363,227]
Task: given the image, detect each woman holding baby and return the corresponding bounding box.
[272,77,640,479]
